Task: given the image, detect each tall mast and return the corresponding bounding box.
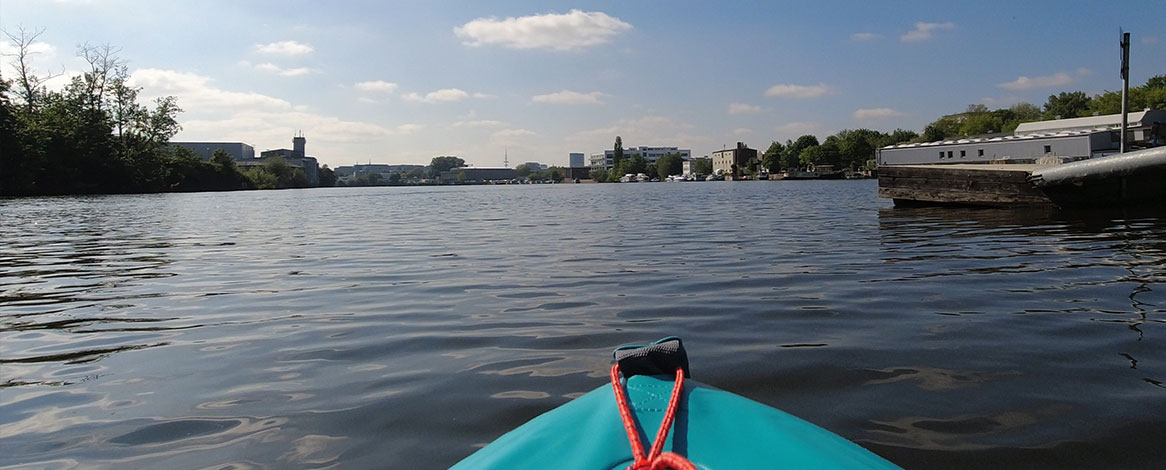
[1120,31,1131,153]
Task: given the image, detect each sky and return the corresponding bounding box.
[2,0,1163,169]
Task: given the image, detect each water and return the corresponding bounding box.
[2,181,1164,469]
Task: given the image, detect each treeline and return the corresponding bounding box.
[0,31,324,197]
[920,74,1165,142]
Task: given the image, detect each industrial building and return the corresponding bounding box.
[170,142,255,161]
[171,134,321,186]
[878,109,1165,166]
[711,142,758,177]
[589,146,692,171]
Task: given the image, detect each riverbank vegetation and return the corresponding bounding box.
[0,30,329,197]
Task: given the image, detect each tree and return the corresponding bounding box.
[590,168,610,182]
[318,165,337,187]
[1146,74,1166,90]
[959,113,1004,136]
[655,153,683,180]
[799,146,824,167]
[692,157,713,175]
[547,167,564,182]
[1043,91,1090,119]
[407,167,424,179]
[388,172,402,184]
[429,155,465,176]
[783,135,819,169]
[514,164,532,177]
[613,136,624,172]
[762,141,784,172]
[3,26,63,113]
[211,149,236,170]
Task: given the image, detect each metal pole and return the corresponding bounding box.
[1120,32,1130,153]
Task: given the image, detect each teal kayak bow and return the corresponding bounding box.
[452,337,900,470]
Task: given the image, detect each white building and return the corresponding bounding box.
[589,146,691,171]
[878,109,1165,166]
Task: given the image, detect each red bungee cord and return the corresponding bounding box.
[610,364,697,470]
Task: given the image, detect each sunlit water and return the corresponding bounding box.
[2,181,1164,469]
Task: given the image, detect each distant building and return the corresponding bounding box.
[567,152,590,180]
[439,167,518,184]
[170,142,255,161]
[878,109,1165,165]
[259,132,318,185]
[682,156,710,176]
[589,146,692,171]
[711,142,757,177]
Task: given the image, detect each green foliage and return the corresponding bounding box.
[1043,91,1090,119]
[692,157,713,175]
[0,39,264,196]
[781,135,819,169]
[589,168,610,182]
[798,145,824,167]
[762,141,784,172]
[388,172,402,184]
[429,155,465,176]
[613,136,624,171]
[514,164,532,177]
[616,152,647,177]
[318,165,337,187]
[655,153,684,180]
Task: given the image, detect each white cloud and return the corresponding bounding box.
[0,40,57,56]
[473,92,498,99]
[997,72,1074,90]
[402,88,470,103]
[853,108,907,120]
[1075,67,1093,76]
[728,103,761,114]
[396,124,424,135]
[764,83,833,99]
[532,90,605,105]
[129,68,292,111]
[1142,36,1160,45]
[254,40,314,56]
[851,32,882,42]
[493,128,536,138]
[355,80,399,93]
[774,122,821,138]
[454,10,632,51]
[453,119,506,128]
[255,63,314,77]
[732,128,753,136]
[901,22,955,42]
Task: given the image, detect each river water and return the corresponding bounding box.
[2,181,1164,469]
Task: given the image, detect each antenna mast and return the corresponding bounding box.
[504,148,509,168]
[1120,30,1131,153]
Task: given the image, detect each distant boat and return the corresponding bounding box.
[782,165,844,180]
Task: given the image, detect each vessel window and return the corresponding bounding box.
[1044,145,1052,153]
[947,151,953,158]
[939,151,944,158]
[960,150,966,158]
[978,149,984,156]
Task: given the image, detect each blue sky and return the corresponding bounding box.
[2,0,1163,169]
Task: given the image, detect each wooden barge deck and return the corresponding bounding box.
[877,164,1056,207]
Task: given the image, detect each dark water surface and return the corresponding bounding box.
[2,181,1164,469]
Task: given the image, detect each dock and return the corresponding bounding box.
[877,164,1056,207]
